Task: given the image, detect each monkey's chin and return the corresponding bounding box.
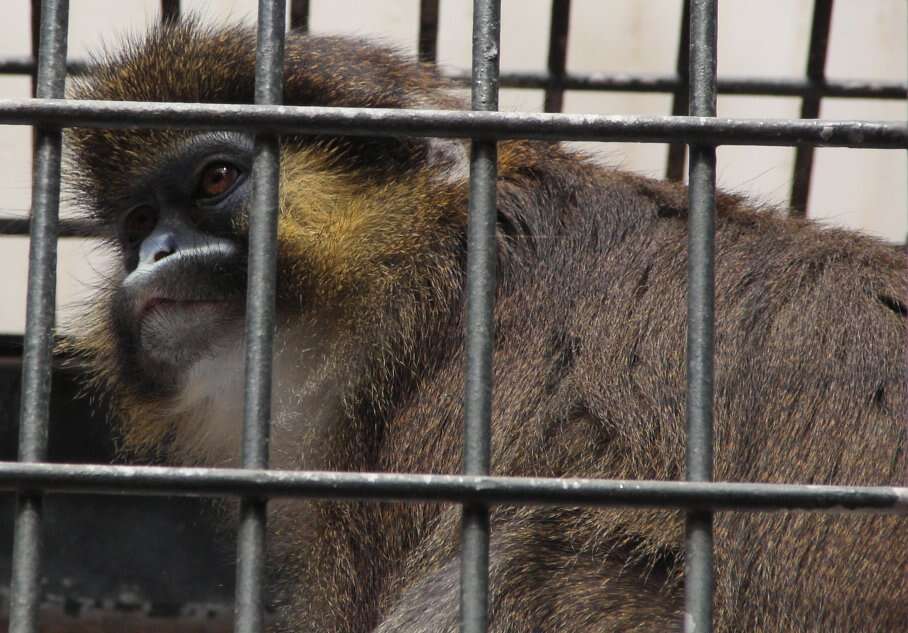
[138,301,242,379]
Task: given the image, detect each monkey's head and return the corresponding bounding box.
[64,21,473,461]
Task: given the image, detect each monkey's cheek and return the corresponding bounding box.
[138,302,241,369]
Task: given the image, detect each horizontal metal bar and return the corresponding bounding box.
[457,72,907,100]
[0,462,903,514]
[0,99,904,148]
[5,217,908,249]
[0,57,901,100]
[0,216,95,237]
[0,57,89,75]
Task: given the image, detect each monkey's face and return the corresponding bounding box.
[62,22,470,459]
[107,132,252,390]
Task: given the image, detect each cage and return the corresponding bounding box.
[0,1,905,632]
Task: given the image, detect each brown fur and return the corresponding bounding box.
[65,21,907,633]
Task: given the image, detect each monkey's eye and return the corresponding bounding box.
[122,205,158,247]
[194,162,241,202]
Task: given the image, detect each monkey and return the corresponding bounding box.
[61,20,906,633]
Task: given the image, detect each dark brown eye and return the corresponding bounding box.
[195,162,240,200]
[123,205,157,247]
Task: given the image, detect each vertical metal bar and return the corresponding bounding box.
[28,0,40,160]
[418,0,440,64]
[543,0,571,113]
[29,1,40,97]
[461,2,500,633]
[289,0,309,32]
[685,1,716,633]
[667,0,691,181]
[9,2,69,633]
[789,0,833,217]
[160,0,179,22]
[234,2,285,633]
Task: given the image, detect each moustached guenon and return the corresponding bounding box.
[63,19,907,633]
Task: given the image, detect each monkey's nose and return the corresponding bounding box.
[140,231,178,265]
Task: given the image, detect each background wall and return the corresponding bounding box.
[0,0,905,333]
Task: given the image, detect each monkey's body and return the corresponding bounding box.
[66,23,907,633]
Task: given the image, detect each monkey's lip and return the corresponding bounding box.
[138,296,231,320]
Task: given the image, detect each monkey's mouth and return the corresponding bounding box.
[139,297,232,320]
[125,289,244,376]
[115,249,247,380]
[134,297,243,374]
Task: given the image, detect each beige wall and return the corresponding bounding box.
[0,0,905,333]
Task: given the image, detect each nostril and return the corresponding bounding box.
[153,246,174,262]
[139,231,178,266]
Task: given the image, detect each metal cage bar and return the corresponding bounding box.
[28,2,39,97]
[684,1,717,631]
[0,2,906,630]
[461,2,501,632]
[289,0,309,32]
[161,0,179,22]
[0,462,904,513]
[418,0,440,64]
[0,100,902,146]
[233,2,285,633]
[450,71,906,99]
[8,2,68,633]
[666,0,691,181]
[790,0,834,217]
[0,59,902,99]
[543,0,571,113]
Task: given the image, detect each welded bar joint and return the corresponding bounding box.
[234,2,285,633]
[9,2,69,633]
[685,1,718,633]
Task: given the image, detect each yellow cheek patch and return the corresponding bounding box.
[274,148,465,300]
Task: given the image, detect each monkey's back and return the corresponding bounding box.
[62,22,906,632]
[375,147,908,632]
